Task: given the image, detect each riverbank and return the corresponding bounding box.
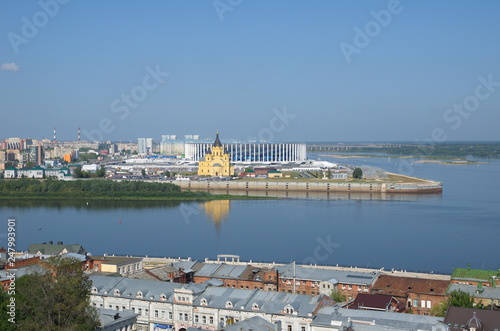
[169,177,442,194]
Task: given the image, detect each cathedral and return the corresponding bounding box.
[197,133,234,177]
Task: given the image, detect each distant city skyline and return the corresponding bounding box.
[1,1,500,142]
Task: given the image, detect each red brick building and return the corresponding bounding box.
[370,274,449,315]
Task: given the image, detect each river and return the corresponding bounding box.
[1,154,499,274]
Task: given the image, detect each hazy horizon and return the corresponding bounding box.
[1,1,499,143]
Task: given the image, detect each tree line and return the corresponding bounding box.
[0,178,211,199]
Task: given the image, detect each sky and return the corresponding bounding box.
[1,0,499,143]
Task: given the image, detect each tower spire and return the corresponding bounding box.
[213,132,222,147]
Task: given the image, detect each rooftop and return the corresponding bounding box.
[371,274,449,296]
[452,268,500,281]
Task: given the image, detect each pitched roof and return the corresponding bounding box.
[222,316,275,330]
[371,274,449,297]
[348,293,399,311]
[27,243,85,255]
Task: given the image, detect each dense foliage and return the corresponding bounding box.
[0,178,211,199]
[430,290,484,317]
[352,167,363,179]
[0,256,99,330]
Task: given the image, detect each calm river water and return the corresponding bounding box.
[1,155,499,274]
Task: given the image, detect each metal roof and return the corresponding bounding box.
[277,264,378,285]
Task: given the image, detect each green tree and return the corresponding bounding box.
[96,165,106,177]
[164,170,171,177]
[352,167,363,179]
[430,290,478,317]
[14,256,99,330]
[141,169,146,176]
[24,161,35,169]
[329,289,346,302]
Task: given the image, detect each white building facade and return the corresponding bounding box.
[185,143,307,163]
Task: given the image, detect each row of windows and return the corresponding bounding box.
[408,299,432,309]
[225,284,264,290]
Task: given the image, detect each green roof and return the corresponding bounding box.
[5,166,17,171]
[452,268,500,281]
[268,170,281,173]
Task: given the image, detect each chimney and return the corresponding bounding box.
[114,313,120,320]
[57,241,63,245]
[48,241,53,245]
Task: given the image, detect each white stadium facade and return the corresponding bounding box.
[185,143,307,163]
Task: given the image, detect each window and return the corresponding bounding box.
[301,327,306,331]
[201,298,208,306]
[194,315,199,323]
[138,308,142,315]
[184,313,188,321]
[413,299,418,307]
[288,325,292,331]
[168,311,172,320]
[202,315,207,324]
[421,300,425,308]
[179,313,183,321]
[161,311,165,319]
[209,316,214,324]
[426,300,432,309]
[226,301,233,308]
[154,310,159,318]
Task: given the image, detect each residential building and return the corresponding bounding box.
[277,264,379,298]
[138,138,153,155]
[91,256,143,276]
[370,274,449,315]
[89,275,336,331]
[27,241,86,256]
[193,263,277,292]
[447,283,500,308]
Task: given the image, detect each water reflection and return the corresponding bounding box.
[190,189,442,201]
[201,200,230,234]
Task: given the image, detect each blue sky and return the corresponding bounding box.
[1,0,499,142]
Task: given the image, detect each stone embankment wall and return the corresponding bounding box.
[169,179,442,194]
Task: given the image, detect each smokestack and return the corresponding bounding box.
[78,127,81,141]
[53,127,56,142]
